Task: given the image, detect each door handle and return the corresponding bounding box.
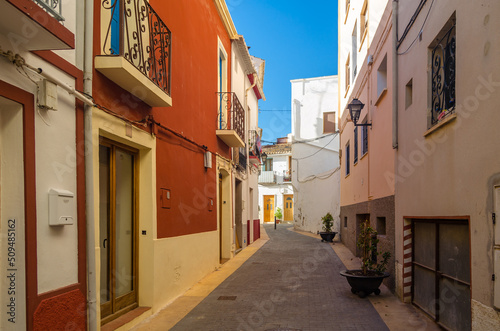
[103,238,107,249]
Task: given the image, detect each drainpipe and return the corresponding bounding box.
[392,0,399,149]
[83,0,97,329]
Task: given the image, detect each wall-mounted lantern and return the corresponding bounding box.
[348,99,371,127]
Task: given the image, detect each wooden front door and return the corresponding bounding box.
[284,195,293,221]
[99,141,138,324]
[263,195,274,223]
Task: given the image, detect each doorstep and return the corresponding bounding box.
[101,307,152,331]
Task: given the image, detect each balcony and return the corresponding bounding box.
[248,130,262,164]
[0,0,74,50]
[216,92,245,148]
[95,0,172,107]
[283,170,292,182]
[33,0,63,21]
[258,171,275,184]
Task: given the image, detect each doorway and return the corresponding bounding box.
[264,195,275,223]
[284,194,293,221]
[412,219,471,331]
[99,140,138,323]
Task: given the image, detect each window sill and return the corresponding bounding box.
[423,113,457,137]
[375,88,388,106]
[345,173,351,179]
[344,85,351,98]
[359,29,368,51]
[360,152,368,161]
[344,5,350,24]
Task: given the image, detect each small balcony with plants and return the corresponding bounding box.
[216,92,245,148]
[248,129,262,165]
[95,0,172,107]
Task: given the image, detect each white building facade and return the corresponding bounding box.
[291,76,341,234]
[231,36,265,249]
[258,140,294,224]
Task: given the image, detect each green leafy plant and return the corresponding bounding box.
[357,220,391,276]
[321,212,334,233]
[274,207,283,220]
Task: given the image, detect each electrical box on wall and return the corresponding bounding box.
[39,79,58,111]
[48,188,74,226]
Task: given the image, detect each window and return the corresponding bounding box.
[217,42,228,129]
[361,124,368,155]
[377,54,387,98]
[377,217,386,235]
[345,54,351,90]
[354,126,358,164]
[345,142,350,176]
[344,216,348,228]
[352,22,358,80]
[346,0,350,14]
[405,79,413,109]
[323,111,336,133]
[430,15,456,126]
[264,158,273,171]
[360,0,368,43]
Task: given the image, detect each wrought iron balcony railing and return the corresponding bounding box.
[258,171,275,184]
[283,170,292,182]
[217,92,245,142]
[102,0,171,96]
[33,0,64,21]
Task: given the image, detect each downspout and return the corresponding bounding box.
[84,0,96,329]
[244,73,256,244]
[392,0,399,149]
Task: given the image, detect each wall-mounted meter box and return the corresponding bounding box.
[49,188,75,226]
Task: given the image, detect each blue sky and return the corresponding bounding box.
[228,0,339,144]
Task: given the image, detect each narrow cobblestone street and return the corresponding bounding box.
[161,224,390,330]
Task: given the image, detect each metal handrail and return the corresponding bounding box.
[217,92,245,141]
[33,0,64,21]
[102,0,171,96]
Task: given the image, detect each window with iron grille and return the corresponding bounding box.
[430,16,456,127]
[354,127,358,164]
[362,125,368,155]
[345,142,350,176]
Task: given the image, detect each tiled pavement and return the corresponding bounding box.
[170,224,389,331]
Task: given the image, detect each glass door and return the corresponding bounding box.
[99,140,138,323]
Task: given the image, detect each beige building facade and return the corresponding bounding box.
[394,0,500,329]
[339,0,396,291]
[341,0,500,329]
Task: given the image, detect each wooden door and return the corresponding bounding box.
[284,195,293,221]
[99,141,138,324]
[263,195,274,223]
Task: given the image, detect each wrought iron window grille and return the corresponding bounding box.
[217,92,245,142]
[33,0,64,21]
[362,125,368,155]
[354,126,358,164]
[102,0,172,96]
[431,24,456,126]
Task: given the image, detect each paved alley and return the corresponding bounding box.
[168,224,388,331]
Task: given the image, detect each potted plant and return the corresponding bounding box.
[274,207,283,224]
[340,220,391,298]
[319,212,337,242]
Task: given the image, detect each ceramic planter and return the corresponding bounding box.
[339,270,389,298]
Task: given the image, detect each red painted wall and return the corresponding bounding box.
[150,0,232,238]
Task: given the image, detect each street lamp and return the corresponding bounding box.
[347,99,371,127]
